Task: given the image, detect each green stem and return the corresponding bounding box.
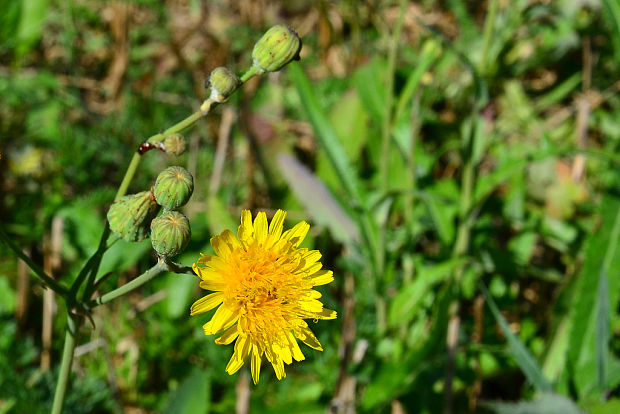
[51,313,78,414]
[116,107,209,201]
[375,0,407,335]
[0,226,68,297]
[115,153,142,200]
[89,262,166,307]
[379,0,407,193]
[49,65,262,412]
[405,94,421,224]
[480,0,499,73]
[147,109,206,144]
[240,66,261,83]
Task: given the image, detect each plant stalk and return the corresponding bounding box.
[51,313,78,414]
[89,262,166,307]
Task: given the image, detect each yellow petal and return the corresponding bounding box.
[215,324,239,345]
[199,279,226,291]
[281,221,309,247]
[226,334,251,375]
[221,229,242,250]
[211,234,232,259]
[303,262,322,276]
[251,344,262,384]
[266,347,286,380]
[193,265,223,281]
[299,299,324,313]
[268,210,287,239]
[307,270,334,286]
[307,290,322,300]
[190,292,223,315]
[317,308,337,320]
[196,254,229,271]
[276,342,293,365]
[287,331,305,361]
[237,209,254,242]
[294,326,323,351]
[203,305,238,335]
[298,250,321,271]
[253,212,268,244]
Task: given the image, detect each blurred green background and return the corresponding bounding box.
[2,0,620,412]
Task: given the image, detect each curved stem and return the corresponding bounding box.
[89,262,167,307]
[115,153,142,200]
[240,66,260,83]
[51,313,78,414]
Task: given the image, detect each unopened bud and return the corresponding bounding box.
[206,67,241,103]
[151,210,191,257]
[252,25,301,73]
[153,166,194,210]
[163,134,187,156]
[107,191,158,242]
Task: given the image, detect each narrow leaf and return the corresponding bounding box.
[289,63,363,205]
[596,269,610,390]
[480,282,553,392]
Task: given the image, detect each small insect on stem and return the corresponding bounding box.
[137,141,165,154]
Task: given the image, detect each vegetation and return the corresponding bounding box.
[1,0,620,412]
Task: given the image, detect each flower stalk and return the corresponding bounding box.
[51,313,78,414]
[10,23,305,411]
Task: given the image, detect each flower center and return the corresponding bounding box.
[223,244,302,342]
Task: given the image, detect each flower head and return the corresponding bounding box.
[191,209,336,384]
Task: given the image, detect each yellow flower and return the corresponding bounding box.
[191,209,337,384]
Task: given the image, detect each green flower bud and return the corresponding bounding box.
[153,166,194,210]
[206,67,241,103]
[252,25,301,73]
[163,133,187,156]
[107,191,158,242]
[151,210,191,257]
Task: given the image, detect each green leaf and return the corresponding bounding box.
[601,0,620,64]
[585,398,620,414]
[289,63,363,205]
[164,368,210,414]
[420,192,457,246]
[16,0,49,59]
[388,258,466,327]
[596,269,610,390]
[318,88,368,189]
[352,58,386,125]
[480,282,553,392]
[363,286,452,409]
[567,194,620,398]
[0,277,16,315]
[393,39,440,124]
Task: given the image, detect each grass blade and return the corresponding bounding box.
[596,269,610,390]
[289,63,363,205]
[480,282,553,392]
[601,0,620,63]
